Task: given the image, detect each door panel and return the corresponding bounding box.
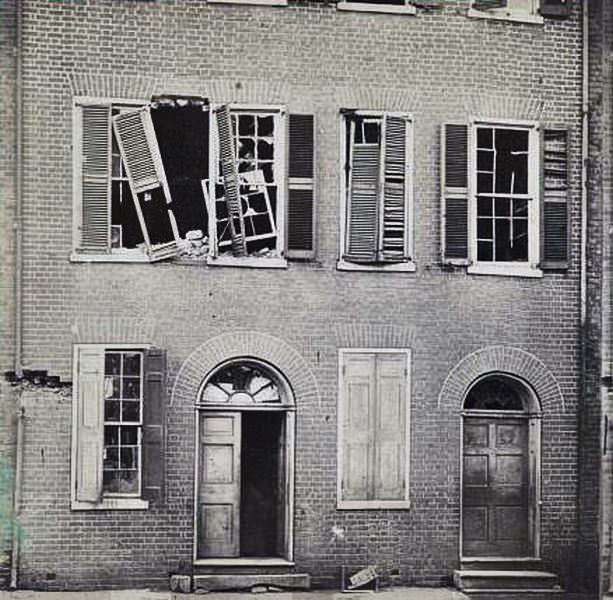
[198,412,241,558]
[462,417,529,556]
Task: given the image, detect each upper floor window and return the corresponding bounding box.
[441,121,570,277]
[469,0,571,22]
[73,98,315,265]
[339,110,415,272]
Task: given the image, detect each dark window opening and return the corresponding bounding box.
[464,375,526,411]
[240,412,284,557]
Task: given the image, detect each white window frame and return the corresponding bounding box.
[206,103,287,268]
[337,110,416,273]
[337,348,411,510]
[468,0,544,25]
[337,0,416,15]
[71,96,151,263]
[467,118,543,279]
[71,343,150,511]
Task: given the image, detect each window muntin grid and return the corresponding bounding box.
[476,126,530,262]
[103,350,143,496]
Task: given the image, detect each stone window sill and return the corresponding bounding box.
[207,255,288,269]
[337,500,411,510]
[467,263,543,279]
[70,251,149,263]
[467,7,544,25]
[337,2,416,15]
[207,0,287,5]
[337,259,417,273]
[71,497,149,511]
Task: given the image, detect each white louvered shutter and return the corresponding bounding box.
[74,346,104,503]
[79,105,111,252]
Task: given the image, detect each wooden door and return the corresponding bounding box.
[198,412,241,558]
[462,416,529,557]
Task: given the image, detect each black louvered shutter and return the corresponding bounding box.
[287,114,316,259]
[541,128,569,269]
[539,0,571,18]
[473,0,506,9]
[142,347,166,503]
[441,123,469,263]
[79,105,111,253]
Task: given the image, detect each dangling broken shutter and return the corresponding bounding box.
[380,115,408,262]
[79,105,111,253]
[472,0,506,9]
[74,346,104,504]
[441,123,469,264]
[345,119,380,263]
[539,0,570,18]
[142,347,166,503]
[215,105,247,257]
[112,107,179,261]
[541,128,569,269]
[287,114,316,259]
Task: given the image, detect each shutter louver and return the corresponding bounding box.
[142,347,166,503]
[541,128,569,269]
[113,107,179,260]
[80,105,111,253]
[539,0,571,17]
[75,346,104,504]
[287,114,316,259]
[215,105,247,257]
[381,115,408,262]
[441,123,469,263]
[345,143,380,262]
[374,354,407,501]
[472,0,507,9]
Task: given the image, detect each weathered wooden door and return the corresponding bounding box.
[462,417,529,557]
[198,412,241,558]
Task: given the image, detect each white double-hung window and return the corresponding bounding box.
[337,349,410,509]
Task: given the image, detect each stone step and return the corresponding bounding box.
[461,558,544,572]
[454,569,561,592]
[193,572,311,592]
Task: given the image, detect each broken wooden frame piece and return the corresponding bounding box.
[340,565,379,593]
[112,106,181,262]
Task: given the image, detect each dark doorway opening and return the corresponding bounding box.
[240,411,284,557]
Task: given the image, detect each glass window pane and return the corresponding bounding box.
[120,447,138,469]
[238,138,255,160]
[477,218,493,240]
[238,115,255,136]
[477,128,493,149]
[477,241,493,261]
[512,219,528,260]
[118,470,139,494]
[105,353,121,376]
[122,401,140,422]
[258,139,274,160]
[477,173,493,193]
[120,426,139,445]
[514,198,528,216]
[477,196,493,217]
[104,425,119,446]
[123,377,141,399]
[477,150,494,172]
[495,197,511,216]
[105,400,120,422]
[123,353,141,376]
[103,471,119,493]
[104,447,119,470]
[363,121,381,144]
[495,219,511,261]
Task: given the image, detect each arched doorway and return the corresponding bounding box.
[194,359,295,562]
[461,373,541,558]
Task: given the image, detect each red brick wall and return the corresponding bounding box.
[11,0,592,591]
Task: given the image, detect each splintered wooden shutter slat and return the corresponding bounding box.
[75,346,104,503]
[541,128,569,268]
[288,114,315,258]
[215,105,247,256]
[113,109,160,193]
[143,347,166,503]
[442,123,469,262]
[81,105,111,252]
[381,115,407,262]
[374,354,407,501]
[342,353,375,501]
[346,144,380,261]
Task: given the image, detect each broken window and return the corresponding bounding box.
[475,126,531,263]
[74,98,315,264]
[208,105,284,260]
[341,110,412,266]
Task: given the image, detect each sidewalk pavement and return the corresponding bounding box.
[0,589,470,600]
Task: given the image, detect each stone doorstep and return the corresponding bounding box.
[192,573,311,592]
[453,570,560,592]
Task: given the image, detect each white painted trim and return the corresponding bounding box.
[70,251,149,263]
[337,348,411,510]
[193,558,295,566]
[74,96,148,107]
[467,263,543,278]
[337,2,416,15]
[208,0,287,4]
[71,497,149,511]
[467,7,544,25]
[72,104,82,253]
[336,259,416,272]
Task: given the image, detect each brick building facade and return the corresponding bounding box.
[0,0,600,595]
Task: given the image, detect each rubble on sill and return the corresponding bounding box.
[4,369,72,395]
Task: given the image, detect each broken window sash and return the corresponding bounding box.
[112,106,180,261]
[344,112,410,264]
[212,106,282,258]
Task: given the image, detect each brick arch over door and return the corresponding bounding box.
[171,331,320,409]
[438,345,566,413]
